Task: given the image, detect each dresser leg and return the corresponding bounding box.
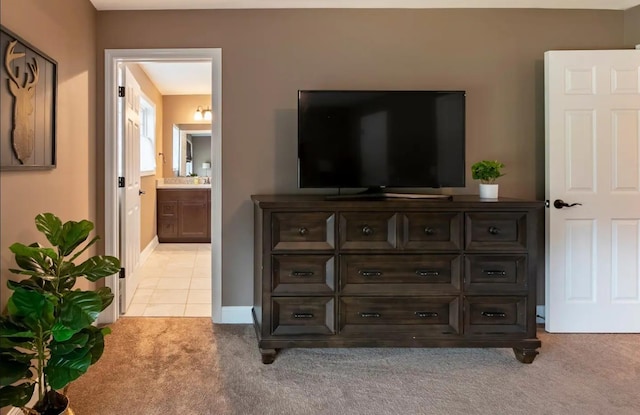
[260,348,277,364]
[513,347,539,363]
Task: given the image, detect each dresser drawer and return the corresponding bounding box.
[464,296,527,335]
[272,255,335,294]
[157,221,177,239]
[271,297,335,335]
[340,297,460,336]
[272,212,335,251]
[340,254,461,294]
[401,212,462,250]
[464,255,527,293]
[465,212,528,251]
[158,201,178,218]
[339,212,397,250]
[158,189,208,203]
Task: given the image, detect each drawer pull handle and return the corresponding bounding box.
[291,271,314,277]
[481,311,506,318]
[298,227,308,236]
[424,226,434,235]
[359,270,382,277]
[488,226,500,235]
[293,313,314,319]
[483,270,507,277]
[415,311,439,318]
[416,270,439,277]
[359,312,381,318]
[362,225,373,236]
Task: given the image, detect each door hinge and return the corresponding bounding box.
[118,177,125,188]
[118,86,125,97]
[119,267,125,279]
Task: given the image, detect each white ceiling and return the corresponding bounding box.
[138,62,211,95]
[90,0,640,11]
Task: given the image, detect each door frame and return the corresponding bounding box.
[101,48,222,324]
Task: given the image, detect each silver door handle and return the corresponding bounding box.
[139,190,146,196]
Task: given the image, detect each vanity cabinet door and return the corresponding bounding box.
[178,191,208,238]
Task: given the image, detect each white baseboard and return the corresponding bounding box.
[220,306,252,324]
[140,236,159,265]
[536,305,545,325]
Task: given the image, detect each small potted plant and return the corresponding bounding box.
[471,160,505,199]
[0,213,120,415]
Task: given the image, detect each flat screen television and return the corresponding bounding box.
[298,90,466,198]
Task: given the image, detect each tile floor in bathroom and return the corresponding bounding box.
[123,243,211,317]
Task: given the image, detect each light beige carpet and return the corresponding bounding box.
[66,318,640,415]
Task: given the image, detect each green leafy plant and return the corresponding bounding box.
[0,213,120,414]
[471,160,505,184]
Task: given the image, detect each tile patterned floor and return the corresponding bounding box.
[123,243,212,317]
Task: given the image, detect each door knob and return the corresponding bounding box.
[139,190,146,196]
[553,199,582,209]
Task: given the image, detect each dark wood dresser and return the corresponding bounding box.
[251,195,543,364]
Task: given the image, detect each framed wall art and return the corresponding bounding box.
[1,25,57,170]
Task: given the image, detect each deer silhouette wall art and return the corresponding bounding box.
[4,39,39,164]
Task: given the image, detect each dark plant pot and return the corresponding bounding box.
[29,391,74,415]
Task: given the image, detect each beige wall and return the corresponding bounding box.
[126,64,164,251]
[161,95,212,177]
[96,8,624,307]
[0,5,629,312]
[98,10,624,305]
[0,0,97,311]
[624,5,640,47]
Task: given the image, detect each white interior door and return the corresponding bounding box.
[545,49,640,332]
[120,66,142,313]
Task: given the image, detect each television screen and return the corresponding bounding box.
[298,90,466,191]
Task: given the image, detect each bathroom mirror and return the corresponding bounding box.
[172,125,211,177]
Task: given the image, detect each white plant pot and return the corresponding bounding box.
[479,183,499,199]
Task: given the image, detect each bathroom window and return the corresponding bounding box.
[140,96,156,176]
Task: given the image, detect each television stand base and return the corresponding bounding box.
[325,192,453,201]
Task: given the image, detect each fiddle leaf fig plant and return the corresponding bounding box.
[471,160,505,184]
[0,213,120,415]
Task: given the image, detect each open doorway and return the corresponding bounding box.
[101,48,222,324]
[127,124,212,317]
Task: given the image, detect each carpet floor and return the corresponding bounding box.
[66,318,640,415]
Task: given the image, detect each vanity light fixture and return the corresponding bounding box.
[194,106,213,121]
[194,106,204,121]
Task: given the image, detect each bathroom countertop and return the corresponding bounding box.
[156,183,211,189]
[156,178,211,189]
